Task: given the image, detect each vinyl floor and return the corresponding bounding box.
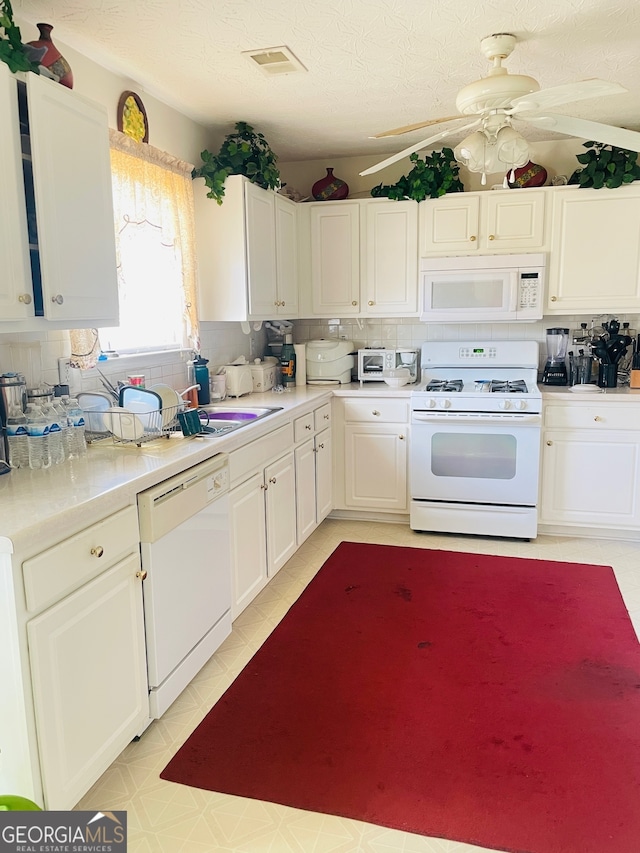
[76,518,640,852]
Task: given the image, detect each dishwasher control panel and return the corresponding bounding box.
[207,465,229,500]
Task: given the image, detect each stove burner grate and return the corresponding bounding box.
[490,379,528,394]
[425,379,464,393]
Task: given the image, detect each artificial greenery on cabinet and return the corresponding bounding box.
[193,121,280,205]
[569,141,640,190]
[0,0,40,73]
[370,148,464,201]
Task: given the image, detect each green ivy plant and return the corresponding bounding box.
[0,0,40,73]
[370,148,464,201]
[193,121,280,204]
[568,141,640,190]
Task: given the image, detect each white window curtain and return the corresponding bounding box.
[69,130,200,368]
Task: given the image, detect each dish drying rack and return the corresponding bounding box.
[83,404,183,447]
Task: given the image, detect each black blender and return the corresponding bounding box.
[542,328,569,385]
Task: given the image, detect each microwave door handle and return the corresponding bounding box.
[507,272,519,312]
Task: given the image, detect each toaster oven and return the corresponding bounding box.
[357,348,419,383]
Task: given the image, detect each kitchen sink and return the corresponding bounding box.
[195,405,283,436]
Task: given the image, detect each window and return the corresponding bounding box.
[70,131,199,368]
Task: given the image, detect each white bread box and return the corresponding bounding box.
[251,358,277,392]
[306,340,355,384]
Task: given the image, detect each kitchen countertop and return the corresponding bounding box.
[0,386,333,558]
[541,385,640,400]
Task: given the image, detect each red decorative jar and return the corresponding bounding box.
[27,24,73,89]
[312,168,349,201]
[507,161,547,189]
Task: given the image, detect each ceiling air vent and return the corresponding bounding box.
[242,46,307,76]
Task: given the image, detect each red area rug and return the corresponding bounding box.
[161,542,640,853]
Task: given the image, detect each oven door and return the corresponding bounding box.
[410,411,541,505]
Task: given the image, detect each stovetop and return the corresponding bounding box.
[412,341,542,413]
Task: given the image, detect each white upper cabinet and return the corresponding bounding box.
[546,185,640,313]
[419,189,548,255]
[0,65,118,330]
[304,198,418,317]
[309,202,361,315]
[195,174,298,322]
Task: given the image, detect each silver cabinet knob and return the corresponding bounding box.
[18,293,32,304]
[90,546,104,558]
[372,410,380,416]
[550,296,557,302]
[368,300,374,306]
[269,476,277,484]
[399,435,405,440]
[351,300,357,306]
[51,294,64,305]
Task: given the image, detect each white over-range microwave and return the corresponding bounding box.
[420,253,546,323]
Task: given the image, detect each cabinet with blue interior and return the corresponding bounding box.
[0,64,119,330]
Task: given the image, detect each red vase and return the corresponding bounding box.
[27,24,73,89]
[312,168,349,201]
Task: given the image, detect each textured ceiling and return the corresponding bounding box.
[13,0,640,163]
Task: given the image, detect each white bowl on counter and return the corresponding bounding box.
[382,367,411,388]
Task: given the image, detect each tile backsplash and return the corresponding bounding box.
[1,314,636,392]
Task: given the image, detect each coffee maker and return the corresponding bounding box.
[0,373,27,473]
[542,328,570,386]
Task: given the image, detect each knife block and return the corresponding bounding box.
[631,370,640,389]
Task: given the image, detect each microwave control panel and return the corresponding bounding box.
[517,271,542,310]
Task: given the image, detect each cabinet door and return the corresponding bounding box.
[315,428,333,523]
[419,194,480,254]
[245,181,278,318]
[27,73,118,324]
[27,554,147,810]
[275,194,298,316]
[0,65,33,320]
[344,423,408,510]
[540,429,640,529]
[295,438,317,545]
[265,452,297,576]
[229,472,268,619]
[311,203,360,314]
[547,187,640,312]
[484,190,546,250]
[364,200,418,314]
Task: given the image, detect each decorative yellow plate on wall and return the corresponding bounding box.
[117,91,149,143]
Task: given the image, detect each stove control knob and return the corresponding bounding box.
[515,400,527,411]
[499,400,511,410]
[428,398,437,408]
[438,398,451,409]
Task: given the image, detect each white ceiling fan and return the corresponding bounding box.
[360,33,640,180]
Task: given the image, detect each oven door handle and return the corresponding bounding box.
[412,412,542,426]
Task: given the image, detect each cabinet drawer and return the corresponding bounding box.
[343,398,409,423]
[294,412,314,442]
[230,423,294,485]
[544,404,638,431]
[314,403,332,431]
[23,506,139,613]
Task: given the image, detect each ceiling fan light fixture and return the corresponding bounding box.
[454,125,529,184]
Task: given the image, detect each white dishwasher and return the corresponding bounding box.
[138,453,231,719]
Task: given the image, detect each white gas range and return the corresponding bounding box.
[410,341,542,540]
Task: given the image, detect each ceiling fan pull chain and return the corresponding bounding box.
[480,171,487,186]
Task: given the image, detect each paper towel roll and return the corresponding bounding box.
[294,344,306,386]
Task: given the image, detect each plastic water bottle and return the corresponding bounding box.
[53,397,71,461]
[41,400,65,465]
[66,397,87,458]
[6,403,29,469]
[25,403,51,469]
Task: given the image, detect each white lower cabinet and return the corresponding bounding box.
[334,397,409,513]
[294,404,333,545]
[539,401,640,535]
[295,427,333,544]
[21,505,147,810]
[228,424,298,619]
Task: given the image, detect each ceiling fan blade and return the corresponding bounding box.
[510,79,627,115]
[371,116,463,138]
[360,120,480,177]
[520,113,640,153]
